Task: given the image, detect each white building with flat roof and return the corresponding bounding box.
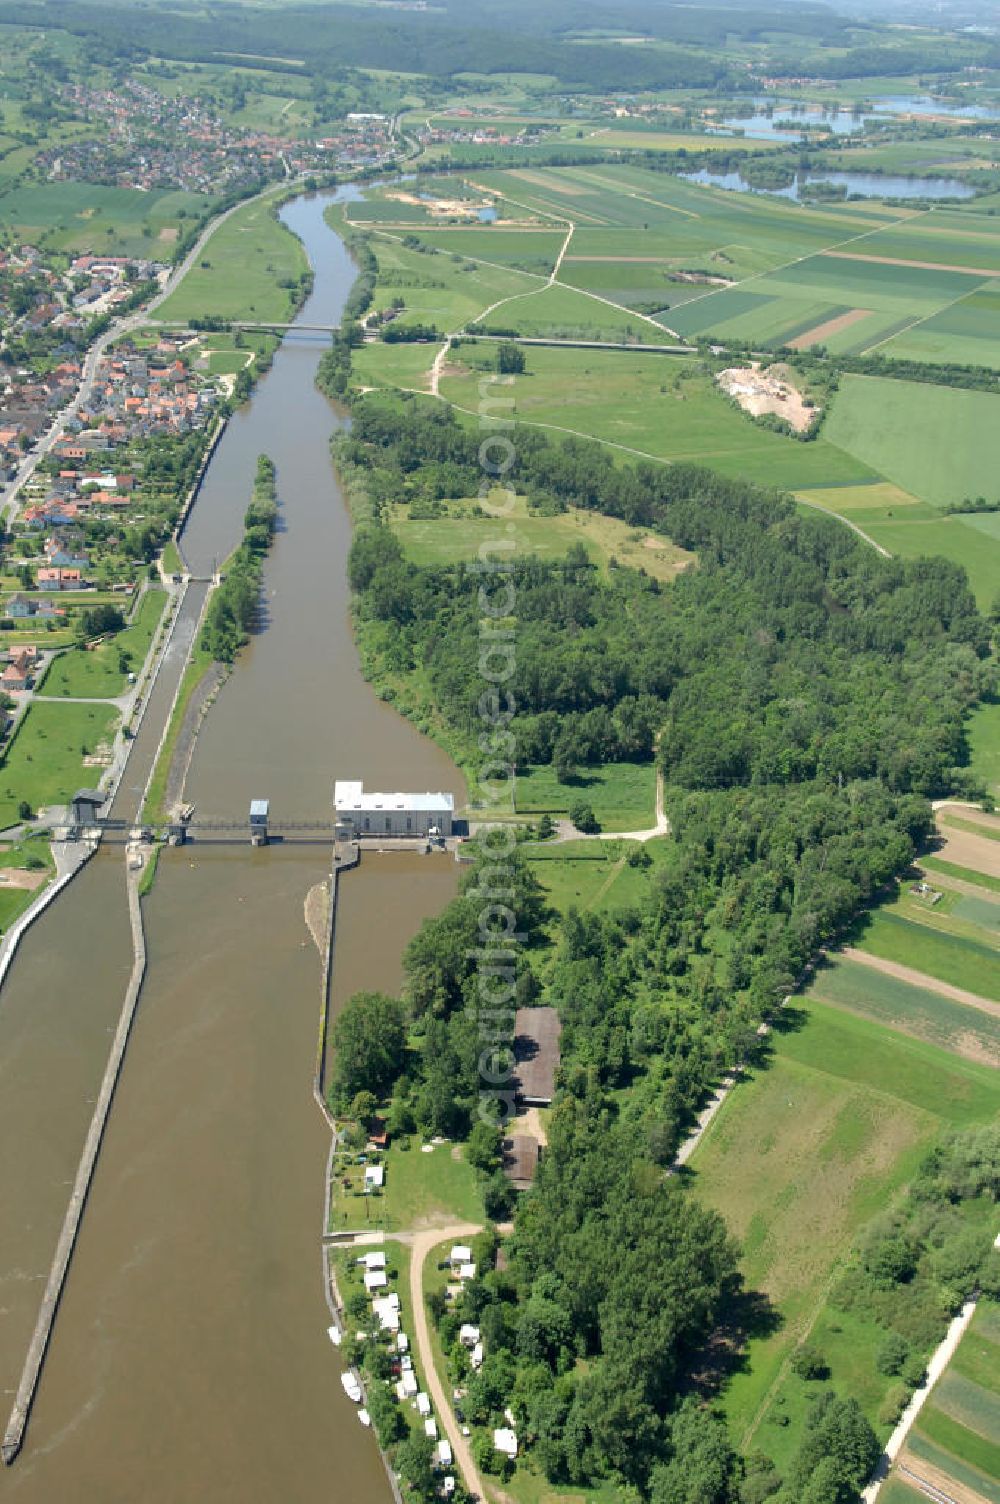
[335,781,454,838]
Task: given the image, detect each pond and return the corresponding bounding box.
[681,166,976,202]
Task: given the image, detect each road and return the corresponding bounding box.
[406,1222,487,1502]
[0,179,304,527]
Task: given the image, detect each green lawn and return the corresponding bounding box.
[41,589,167,699]
[690,998,1000,1460]
[514,759,656,831]
[155,191,308,324]
[379,1139,484,1234]
[855,910,1000,1001]
[0,701,119,828]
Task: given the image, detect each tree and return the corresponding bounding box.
[328,991,406,1111]
[569,801,599,834]
[650,1401,738,1504]
[467,1119,503,1174]
[497,341,525,375]
[790,1344,829,1381]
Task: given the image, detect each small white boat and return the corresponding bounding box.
[341,1371,363,1403]
[327,1323,342,1347]
[358,1409,371,1428]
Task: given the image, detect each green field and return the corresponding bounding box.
[810,953,1000,1064]
[824,376,1000,508]
[856,910,1000,1001]
[154,191,309,324]
[0,181,214,256]
[906,1431,1000,1504]
[40,589,167,699]
[0,701,119,829]
[514,758,656,831]
[386,491,693,581]
[526,837,672,923]
[379,1138,484,1233]
[691,998,1000,1458]
[439,345,878,490]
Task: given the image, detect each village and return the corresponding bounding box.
[41,80,399,194]
[327,1005,562,1496]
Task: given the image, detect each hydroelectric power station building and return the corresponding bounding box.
[334,781,454,839]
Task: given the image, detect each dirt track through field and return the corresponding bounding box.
[823,249,998,277]
[789,307,872,348]
[898,1452,993,1504]
[842,947,1000,1019]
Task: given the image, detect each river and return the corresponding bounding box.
[0,189,463,1503]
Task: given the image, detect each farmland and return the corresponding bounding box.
[893,1301,1000,1502]
[0,181,215,258]
[439,344,878,489]
[690,998,1000,1464]
[809,953,1000,1065]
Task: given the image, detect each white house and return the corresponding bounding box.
[364,1269,388,1293]
[358,1251,387,1270]
[459,1323,480,1348]
[335,780,454,839]
[373,1296,400,1331]
[436,1440,453,1468]
[424,1418,438,1439]
[471,1341,484,1370]
[450,1245,472,1267]
[364,1164,384,1191]
[493,1427,518,1459]
[458,1262,476,1282]
[416,1392,431,1416]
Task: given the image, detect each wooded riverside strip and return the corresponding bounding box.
[330,390,999,1501]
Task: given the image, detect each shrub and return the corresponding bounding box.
[790,1343,829,1381]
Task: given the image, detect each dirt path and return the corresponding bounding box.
[898,1455,991,1504]
[841,947,1000,1019]
[407,1222,486,1500]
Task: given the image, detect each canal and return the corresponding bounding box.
[0,189,463,1503]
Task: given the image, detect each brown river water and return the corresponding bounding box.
[0,190,463,1503]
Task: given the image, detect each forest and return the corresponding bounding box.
[7,0,996,85]
[332,396,998,1500]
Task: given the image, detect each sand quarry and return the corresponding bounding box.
[716,361,816,433]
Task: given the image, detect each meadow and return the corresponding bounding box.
[387,492,693,582]
[690,998,1000,1463]
[0,701,119,828]
[154,191,309,324]
[513,758,656,831]
[823,376,1000,507]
